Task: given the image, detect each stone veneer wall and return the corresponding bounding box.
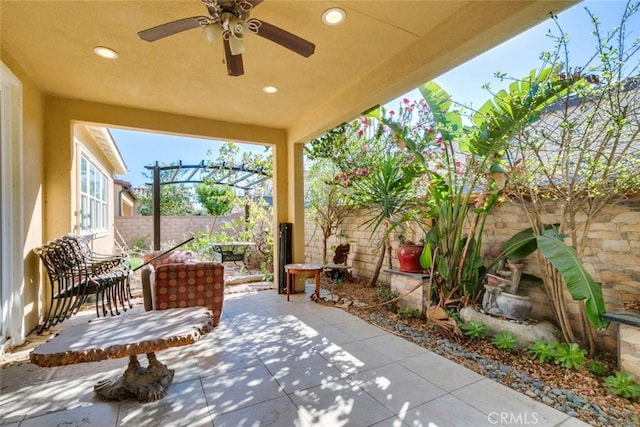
[619,324,640,377]
[305,197,640,353]
[115,213,243,249]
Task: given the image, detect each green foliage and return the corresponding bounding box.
[125,257,142,270]
[500,4,640,348]
[128,235,150,256]
[195,183,236,216]
[136,179,196,217]
[305,159,357,263]
[496,226,608,330]
[460,321,488,340]
[351,151,421,238]
[586,360,609,377]
[604,372,640,400]
[552,343,587,369]
[527,341,557,364]
[491,331,518,352]
[537,231,608,330]
[397,307,421,320]
[332,277,345,289]
[376,284,398,311]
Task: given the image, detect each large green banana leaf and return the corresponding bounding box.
[500,225,560,262]
[536,233,609,330]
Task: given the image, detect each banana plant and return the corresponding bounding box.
[498,226,609,329]
[367,67,580,309]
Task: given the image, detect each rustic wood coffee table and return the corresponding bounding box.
[284,263,324,302]
[30,307,214,402]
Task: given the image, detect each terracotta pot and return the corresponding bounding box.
[397,244,425,273]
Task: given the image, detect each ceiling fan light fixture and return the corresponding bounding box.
[202,24,223,44]
[93,46,119,60]
[228,34,245,55]
[322,8,346,26]
[262,86,278,94]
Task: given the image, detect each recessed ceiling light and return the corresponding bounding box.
[262,86,278,94]
[322,8,346,26]
[94,46,119,60]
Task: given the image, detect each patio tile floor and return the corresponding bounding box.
[0,284,591,427]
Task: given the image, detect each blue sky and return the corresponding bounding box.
[113,1,632,187]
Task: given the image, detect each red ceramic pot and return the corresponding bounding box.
[397,244,425,273]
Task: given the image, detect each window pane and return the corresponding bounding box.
[79,154,110,233]
[81,157,87,193]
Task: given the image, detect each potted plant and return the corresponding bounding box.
[396,233,425,273]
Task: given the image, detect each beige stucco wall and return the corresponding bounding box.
[43,97,292,286]
[2,54,46,335]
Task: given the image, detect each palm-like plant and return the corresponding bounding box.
[351,151,421,286]
[369,67,577,310]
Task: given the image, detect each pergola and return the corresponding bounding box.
[145,160,271,249]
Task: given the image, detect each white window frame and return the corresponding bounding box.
[1,61,25,352]
[77,147,110,236]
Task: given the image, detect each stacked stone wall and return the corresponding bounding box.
[305,197,640,353]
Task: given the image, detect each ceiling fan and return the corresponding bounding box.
[138,0,315,77]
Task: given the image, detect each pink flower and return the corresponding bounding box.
[403,98,410,105]
[357,130,364,137]
[340,173,347,179]
[389,110,395,116]
[360,168,368,176]
[362,145,369,153]
[435,136,443,144]
[342,181,349,187]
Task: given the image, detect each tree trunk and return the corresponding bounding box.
[368,242,387,287]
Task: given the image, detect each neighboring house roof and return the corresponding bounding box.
[114,178,137,200]
[83,125,127,175]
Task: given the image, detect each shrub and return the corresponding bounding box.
[604,372,640,400]
[376,285,398,311]
[527,341,556,364]
[553,343,586,370]
[460,321,488,340]
[586,360,609,377]
[491,332,518,352]
[397,307,421,320]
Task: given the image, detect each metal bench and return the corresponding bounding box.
[33,235,131,334]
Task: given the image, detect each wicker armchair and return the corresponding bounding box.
[140,250,224,326]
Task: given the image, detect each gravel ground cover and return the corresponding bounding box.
[324,277,640,427]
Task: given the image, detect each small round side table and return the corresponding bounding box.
[284,263,324,302]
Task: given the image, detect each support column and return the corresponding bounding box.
[153,163,160,251]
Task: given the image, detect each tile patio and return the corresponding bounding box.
[0,285,591,427]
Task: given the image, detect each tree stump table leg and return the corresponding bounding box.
[94,353,175,402]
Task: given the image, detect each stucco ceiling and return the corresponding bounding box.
[1,0,576,144]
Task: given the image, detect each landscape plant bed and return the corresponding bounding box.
[324,277,640,427]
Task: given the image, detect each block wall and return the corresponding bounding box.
[115,213,243,250]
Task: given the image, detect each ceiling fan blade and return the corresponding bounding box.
[223,38,244,76]
[254,20,315,58]
[138,17,206,42]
